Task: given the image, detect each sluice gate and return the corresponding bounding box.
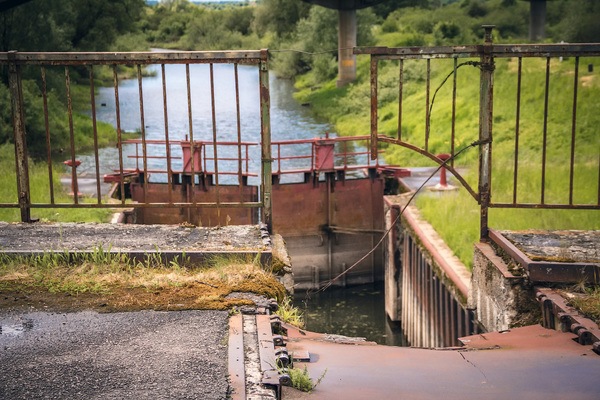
[110,135,408,289]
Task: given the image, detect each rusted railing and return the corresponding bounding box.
[272,134,383,176]
[117,134,385,180]
[357,26,600,241]
[0,50,273,229]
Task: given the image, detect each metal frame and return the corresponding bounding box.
[357,26,600,241]
[1,50,273,230]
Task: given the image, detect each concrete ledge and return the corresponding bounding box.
[0,223,273,266]
[470,242,541,332]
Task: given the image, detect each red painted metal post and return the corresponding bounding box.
[436,153,451,187]
[63,160,82,197]
[314,138,335,171]
[181,139,203,174]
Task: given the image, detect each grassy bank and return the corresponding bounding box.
[0,252,285,312]
[0,144,113,223]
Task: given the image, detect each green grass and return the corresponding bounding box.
[0,144,113,223]
[276,296,305,328]
[0,250,285,302]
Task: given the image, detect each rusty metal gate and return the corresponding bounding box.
[357,26,600,241]
[0,50,273,229]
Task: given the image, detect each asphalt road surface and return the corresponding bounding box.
[0,309,230,399]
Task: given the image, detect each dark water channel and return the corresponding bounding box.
[83,61,404,345]
[294,282,409,346]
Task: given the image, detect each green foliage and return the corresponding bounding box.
[251,0,311,40]
[276,296,305,328]
[548,0,600,43]
[0,0,144,53]
[288,365,313,392]
[0,0,144,159]
[286,365,327,393]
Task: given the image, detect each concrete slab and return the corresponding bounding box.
[0,222,270,261]
[282,324,600,400]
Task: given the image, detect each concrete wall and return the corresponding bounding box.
[469,242,541,332]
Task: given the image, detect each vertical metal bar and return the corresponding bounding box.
[65,67,78,205]
[426,262,433,347]
[210,64,221,220]
[234,64,243,202]
[450,299,457,346]
[370,56,378,160]
[513,57,522,204]
[41,67,54,204]
[402,233,409,343]
[7,51,31,222]
[259,50,272,231]
[186,63,197,204]
[203,144,207,176]
[569,57,579,205]
[311,142,315,171]
[451,57,457,168]
[457,305,464,340]
[113,65,125,204]
[541,57,550,204]
[89,66,101,204]
[398,59,403,140]
[344,141,348,172]
[444,290,451,346]
[479,26,495,242]
[161,64,173,203]
[437,281,443,346]
[277,144,281,174]
[466,308,472,336]
[137,64,148,204]
[245,144,249,175]
[425,59,431,152]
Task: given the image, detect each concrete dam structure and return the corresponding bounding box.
[111,135,409,290]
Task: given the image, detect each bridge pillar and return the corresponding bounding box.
[528,0,546,41]
[337,9,357,87]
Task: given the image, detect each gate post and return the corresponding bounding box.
[7,51,31,222]
[478,26,495,242]
[259,49,273,232]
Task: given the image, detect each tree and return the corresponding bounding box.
[372,0,429,19]
[0,0,145,52]
[252,0,312,39]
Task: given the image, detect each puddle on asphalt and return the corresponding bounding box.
[0,319,34,336]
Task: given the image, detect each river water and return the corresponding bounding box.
[78,63,332,184]
[82,63,405,346]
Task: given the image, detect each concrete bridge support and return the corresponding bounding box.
[528,0,547,41]
[337,9,357,87]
